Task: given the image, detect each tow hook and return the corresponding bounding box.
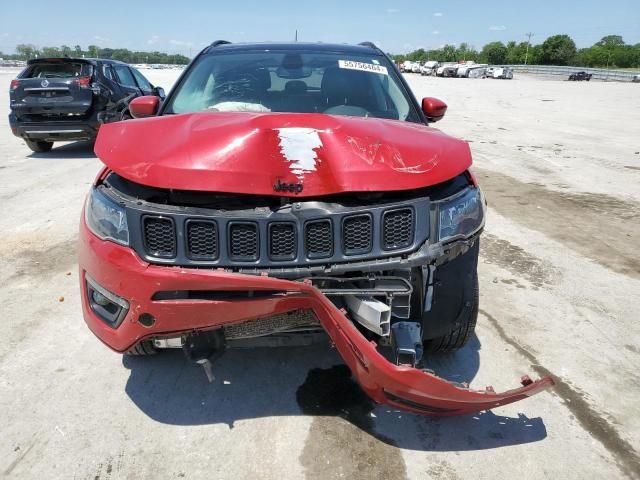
[391,322,423,367]
[182,329,226,382]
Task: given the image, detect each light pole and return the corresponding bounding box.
[524,32,534,65]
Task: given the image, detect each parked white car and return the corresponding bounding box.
[468,66,487,78]
[492,67,514,79]
[456,65,469,78]
[420,61,439,76]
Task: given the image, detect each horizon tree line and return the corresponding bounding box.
[392,34,640,68]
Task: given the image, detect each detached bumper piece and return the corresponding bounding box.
[299,282,554,415]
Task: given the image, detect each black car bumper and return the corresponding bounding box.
[9,112,100,142]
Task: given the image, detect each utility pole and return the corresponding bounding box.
[524,32,534,65]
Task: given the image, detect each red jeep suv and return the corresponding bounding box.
[79,41,552,415]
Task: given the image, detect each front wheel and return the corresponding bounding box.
[423,273,478,353]
[25,139,53,153]
[125,340,158,356]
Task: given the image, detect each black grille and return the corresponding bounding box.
[229,223,259,260]
[383,208,414,250]
[186,220,218,260]
[343,214,373,254]
[143,216,176,258]
[305,220,333,258]
[269,223,296,260]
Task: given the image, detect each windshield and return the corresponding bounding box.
[21,62,93,79]
[164,50,420,122]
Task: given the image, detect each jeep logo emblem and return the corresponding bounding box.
[273,178,303,194]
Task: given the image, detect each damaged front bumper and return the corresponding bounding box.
[79,218,554,416]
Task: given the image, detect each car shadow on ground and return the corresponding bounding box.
[123,334,547,451]
[27,140,96,159]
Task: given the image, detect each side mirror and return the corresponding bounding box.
[129,96,160,118]
[421,97,447,122]
[153,86,166,99]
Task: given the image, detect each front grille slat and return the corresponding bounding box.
[305,220,333,259]
[229,222,259,260]
[269,223,297,260]
[343,214,373,255]
[186,220,218,260]
[143,216,176,258]
[383,208,414,250]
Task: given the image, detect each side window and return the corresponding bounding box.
[103,65,115,81]
[114,65,138,88]
[130,68,153,91]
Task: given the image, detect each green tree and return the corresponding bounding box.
[407,48,427,62]
[595,35,625,49]
[111,49,131,62]
[480,42,507,64]
[16,44,39,59]
[539,34,577,65]
[41,46,61,57]
[87,45,100,58]
[441,44,457,62]
[456,42,478,61]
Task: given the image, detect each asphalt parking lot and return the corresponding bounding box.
[1,68,639,480]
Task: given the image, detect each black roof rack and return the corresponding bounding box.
[358,41,377,50]
[210,40,231,48]
[202,40,231,54]
[359,41,393,61]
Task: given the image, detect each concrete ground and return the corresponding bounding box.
[0,68,638,480]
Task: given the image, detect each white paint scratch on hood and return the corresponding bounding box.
[276,128,324,177]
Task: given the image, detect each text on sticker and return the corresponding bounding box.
[338,60,388,75]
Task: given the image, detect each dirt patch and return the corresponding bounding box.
[476,168,640,279]
[297,365,407,480]
[480,309,640,479]
[425,460,461,480]
[2,237,77,282]
[481,233,559,287]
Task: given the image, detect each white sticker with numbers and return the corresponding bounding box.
[338,60,388,75]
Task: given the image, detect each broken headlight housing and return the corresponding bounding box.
[85,188,129,245]
[438,187,484,242]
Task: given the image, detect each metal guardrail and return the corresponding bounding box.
[505,65,640,82]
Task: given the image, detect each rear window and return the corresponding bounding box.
[22,62,93,79]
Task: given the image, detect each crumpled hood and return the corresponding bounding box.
[94,111,472,196]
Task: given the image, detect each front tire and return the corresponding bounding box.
[125,340,158,356]
[424,273,478,353]
[25,139,53,153]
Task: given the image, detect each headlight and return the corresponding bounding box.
[85,188,129,245]
[438,187,484,242]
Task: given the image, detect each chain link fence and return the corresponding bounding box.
[505,65,640,82]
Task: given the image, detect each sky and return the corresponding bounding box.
[1,0,639,55]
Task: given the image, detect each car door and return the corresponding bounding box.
[129,67,155,96]
[113,65,142,101]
